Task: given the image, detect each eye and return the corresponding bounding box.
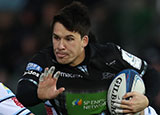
[65,36,74,41]
[53,34,60,40]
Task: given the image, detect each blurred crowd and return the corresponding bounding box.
[0,0,160,114]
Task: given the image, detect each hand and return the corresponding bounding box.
[37,66,65,100]
[114,91,149,114]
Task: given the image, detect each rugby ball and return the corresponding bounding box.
[107,69,145,114]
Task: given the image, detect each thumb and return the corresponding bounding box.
[123,92,134,99]
[56,87,65,95]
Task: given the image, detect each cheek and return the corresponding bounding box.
[71,44,83,55]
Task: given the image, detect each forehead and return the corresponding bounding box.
[53,22,81,38]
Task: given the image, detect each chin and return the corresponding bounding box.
[57,59,69,65]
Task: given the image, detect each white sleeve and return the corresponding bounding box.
[144,106,158,115]
[0,83,32,115]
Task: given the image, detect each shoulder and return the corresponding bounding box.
[90,42,118,49]
[86,42,121,69]
[90,42,119,52]
[88,42,121,58]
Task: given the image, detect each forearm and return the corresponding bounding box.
[16,80,43,107]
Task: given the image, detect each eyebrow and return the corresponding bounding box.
[52,33,75,38]
[52,33,59,37]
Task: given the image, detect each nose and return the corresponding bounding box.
[58,39,65,50]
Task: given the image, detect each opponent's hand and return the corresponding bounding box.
[114,91,149,114]
[37,66,65,100]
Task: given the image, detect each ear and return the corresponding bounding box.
[82,35,89,48]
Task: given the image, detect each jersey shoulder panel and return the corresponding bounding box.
[90,42,118,54]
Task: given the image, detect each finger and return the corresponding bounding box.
[115,108,131,114]
[39,73,44,81]
[115,99,131,105]
[43,68,49,81]
[123,92,134,99]
[121,99,130,105]
[115,108,123,114]
[122,109,132,114]
[44,68,49,77]
[53,71,60,79]
[115,99,131,107]
[48,66,55,78]
[113,103,121,108]
[55,87,65,96]
[114,102,130,109]
[115,99,122,104]
[58,87,65,93]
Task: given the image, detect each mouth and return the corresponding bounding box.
[56,52,67,58]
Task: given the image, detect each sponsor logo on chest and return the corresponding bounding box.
[60,72,83,78]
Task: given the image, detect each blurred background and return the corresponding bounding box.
[0,0,160,114]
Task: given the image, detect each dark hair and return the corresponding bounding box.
[51,1,91,37]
